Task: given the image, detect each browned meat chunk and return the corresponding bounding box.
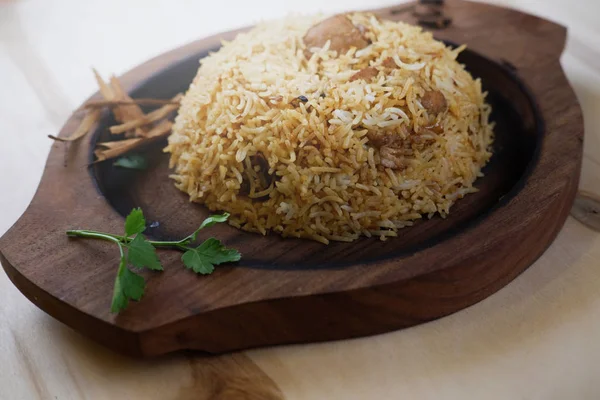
[303,15,369,58]
[380,146,411,170]
[240,152,274,199]
[356,24,368,36]
[349,67,379,82]
[366,125,410,147]
[367,130,401,148]
[381,57,397,68]
[367,124,441,170]
[366,128,413,170]
[410,134,436,147]
[422,122,444,134]
[366,124,411,147]
[251,152,272,189]
[421,90,447,114]
[366,131,385,147]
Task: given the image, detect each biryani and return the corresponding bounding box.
[165,13,494,244]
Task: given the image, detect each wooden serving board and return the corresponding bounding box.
[0,0,583,357]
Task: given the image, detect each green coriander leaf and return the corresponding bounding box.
[182,237,241,275]
[111,254,145,313]
[113,154,148,170]
[124,207,146,237]
[199,213,230,230]
[67,206,241,314]
[189,213,230,242]
[127,234,163,271]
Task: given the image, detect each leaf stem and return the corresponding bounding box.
[66,229,190,250]
[147,239,188,248]
[67,229,125,244]
[67,210,237,314]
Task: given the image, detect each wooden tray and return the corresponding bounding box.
[0,0,583,357]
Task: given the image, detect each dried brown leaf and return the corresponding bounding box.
[109,94,182,135]
[94,120,173,161]
[93,68,115,100]
[93,69,128,126]
[109,76,147,137]
[83,98,180,109]
[94,138,142,161]
[146,119,173,138]
[48,109,101,142]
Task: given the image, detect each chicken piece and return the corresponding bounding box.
[366,125,409,147]
[366,128,413,170]
[380,146,411,170]
[251,152,273,189]
[422,122,444,134]
[366,123,440,169]
[303,14,369,58]
[356,24,368,36]
[381,57,397,68]
[349,67,379,82]
[410,134,436,147]
[240,152,274,199]
[421,90,448,114]
[367,131,399,148]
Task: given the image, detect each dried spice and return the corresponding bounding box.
[94,120,173,161]
[47,109,101,142]
[349,67,379,82]
[95,70,149,137]
[109,94,182,135]
[83,98,180,109]
[290,95,310,107]
[49,69,182,163]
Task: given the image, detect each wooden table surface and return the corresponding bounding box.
[1,0,599,398]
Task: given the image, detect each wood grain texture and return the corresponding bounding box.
[0,0,583,357]
[175,353,283,400]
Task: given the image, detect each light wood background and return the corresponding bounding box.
[1,0,600,399]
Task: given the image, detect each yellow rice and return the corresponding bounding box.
[166,13,494,244]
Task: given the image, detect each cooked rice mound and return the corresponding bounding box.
[166,13,494,244]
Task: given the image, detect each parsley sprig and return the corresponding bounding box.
[66,208,240,313]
